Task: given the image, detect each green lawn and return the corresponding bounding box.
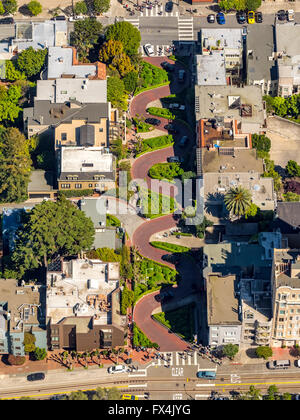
[136,135,174,157]
[106,214,121,227]
[152,304,195,342]
[148,162,183,181]
[139,188,176,219]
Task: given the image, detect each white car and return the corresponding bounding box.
[69,15,85,21]
[107,365,127,374]
[287,9,295,21]
[144,44,155,57]
[296,360,300,368]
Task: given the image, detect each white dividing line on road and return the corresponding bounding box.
[128,369,147,377]
[128,383,148,388]
[195,394,210,399]
[196,383,216,387]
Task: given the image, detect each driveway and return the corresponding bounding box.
[267,116,300,168]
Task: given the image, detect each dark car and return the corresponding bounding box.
[255,11,263,23]
[50,394,67,400]
[52,15,66,20]
[207,14,215,23]
[277,10,286,21]
[0,17,14,24]
[161,61,175,72]
[27,373,45,382]
[165,1,173,13]
[164,123,178,134]
[179,135,188,147]
[236,11,246,24]
[216,12,225,25]
[145,118,161,126]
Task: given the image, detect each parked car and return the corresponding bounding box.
[144,44,155,56]
[165,1,173,13]
[69,16,85,21]
[161,61,175,72]
[287,9,295,21]
[216,12,225,25]
[236,11,246,24]
[179,135,188,147]
[0,17,14,24]
[155,289,174,302]
[295,360,300,368]
[277,10,286,21]
[293,394,300,400]
[207,14,215,23]
[167,156,183,163]
[242,26,247,37]
[145,118,161,126]
[122,394,138,400]
[50,394,67,400]
[178,69,186,82]
[164,123,178,133]
[27,373,45,382]
[255,12,263,23]
[168,103,185,111]
[247,11,255,24]
[267,359,291,370]
[196,371,216,379]
[108,365,127,374]
[52,15,66,20]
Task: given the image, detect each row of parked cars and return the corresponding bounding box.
[207,9,295,25]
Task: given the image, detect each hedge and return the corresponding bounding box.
[136,134,174,157]
[7,354,26,366]
[106,214,121,227]
[146,107,175,120]
[132,322,159,349]
[58,189,94,198]
[148,162,183,181]
[150,241,190,253]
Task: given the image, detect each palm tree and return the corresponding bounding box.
[224,186,252,217]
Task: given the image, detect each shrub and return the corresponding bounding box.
[58,189,94,198]
[149,163,183,181]
[106,214,121,227]
[256,346,273,360]
[7,354,26,366]
[222,344,239,360]
[121,287,134,315]
[146,107,175,120]
[150,242,190,253]
[133,323,157,348]
[27,0,42,15]
[139,61,168,89]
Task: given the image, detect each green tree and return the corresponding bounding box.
[105,21,141,57]
[107,76,126,109]
[87,247,121,263]
[263,158,282,192]
[123,71,138,93]
[265,385,280,400]
[17,47,47,78]
[244,202,258,219]
[245,0,261,10]
[92,387,121,400]
[68,391,89,400]
[23,332,36,353]
[224,186,252,217]
[99,40,134,77]
[4,60,26,81]
[70,18,103,61]
[11,196,95,276]
[242,385,262,400]
[222,344,239,360]
[0,127,31,203]
[282,392,292,400]
[27,0,42,16]
[283,192,300,202]
[255,346,273,360]
[286,160,300,178]
[110,138,127,160]
[74,0,87,15]
[252,134,271,159]
[93,0,110,14]
[34,348,47,361]
[3,0,17,14]
[121,287,134,315]
[0,1,5,14]
[0,84,22,122]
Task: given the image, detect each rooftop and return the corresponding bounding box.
[47,258,119,325]
[79,197,106,228]
[204,172,275,210]
[247,24,277,82]
[60,147,114,174]
[28,170,55,193]
[276,202,300,229]
[24,100,109,127]
[276,23,300,58]
[201,28,243,51]
[47,47,106,80]
[36,78,107,104]
[195,85,265,131]
[0,279,45,331]
[206,274,241,326]
[202,149,264,173]
[195,53,226,86]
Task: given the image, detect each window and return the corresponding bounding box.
[75,184,82,189]
[61,133,67,141]
[61,184,70,189]
[88,183,93,188]
[280,310,285,314]
[99,128,103,132]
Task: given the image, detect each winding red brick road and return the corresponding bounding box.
[130,58,192,351]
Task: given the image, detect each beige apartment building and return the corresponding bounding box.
[271,249,300,347]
